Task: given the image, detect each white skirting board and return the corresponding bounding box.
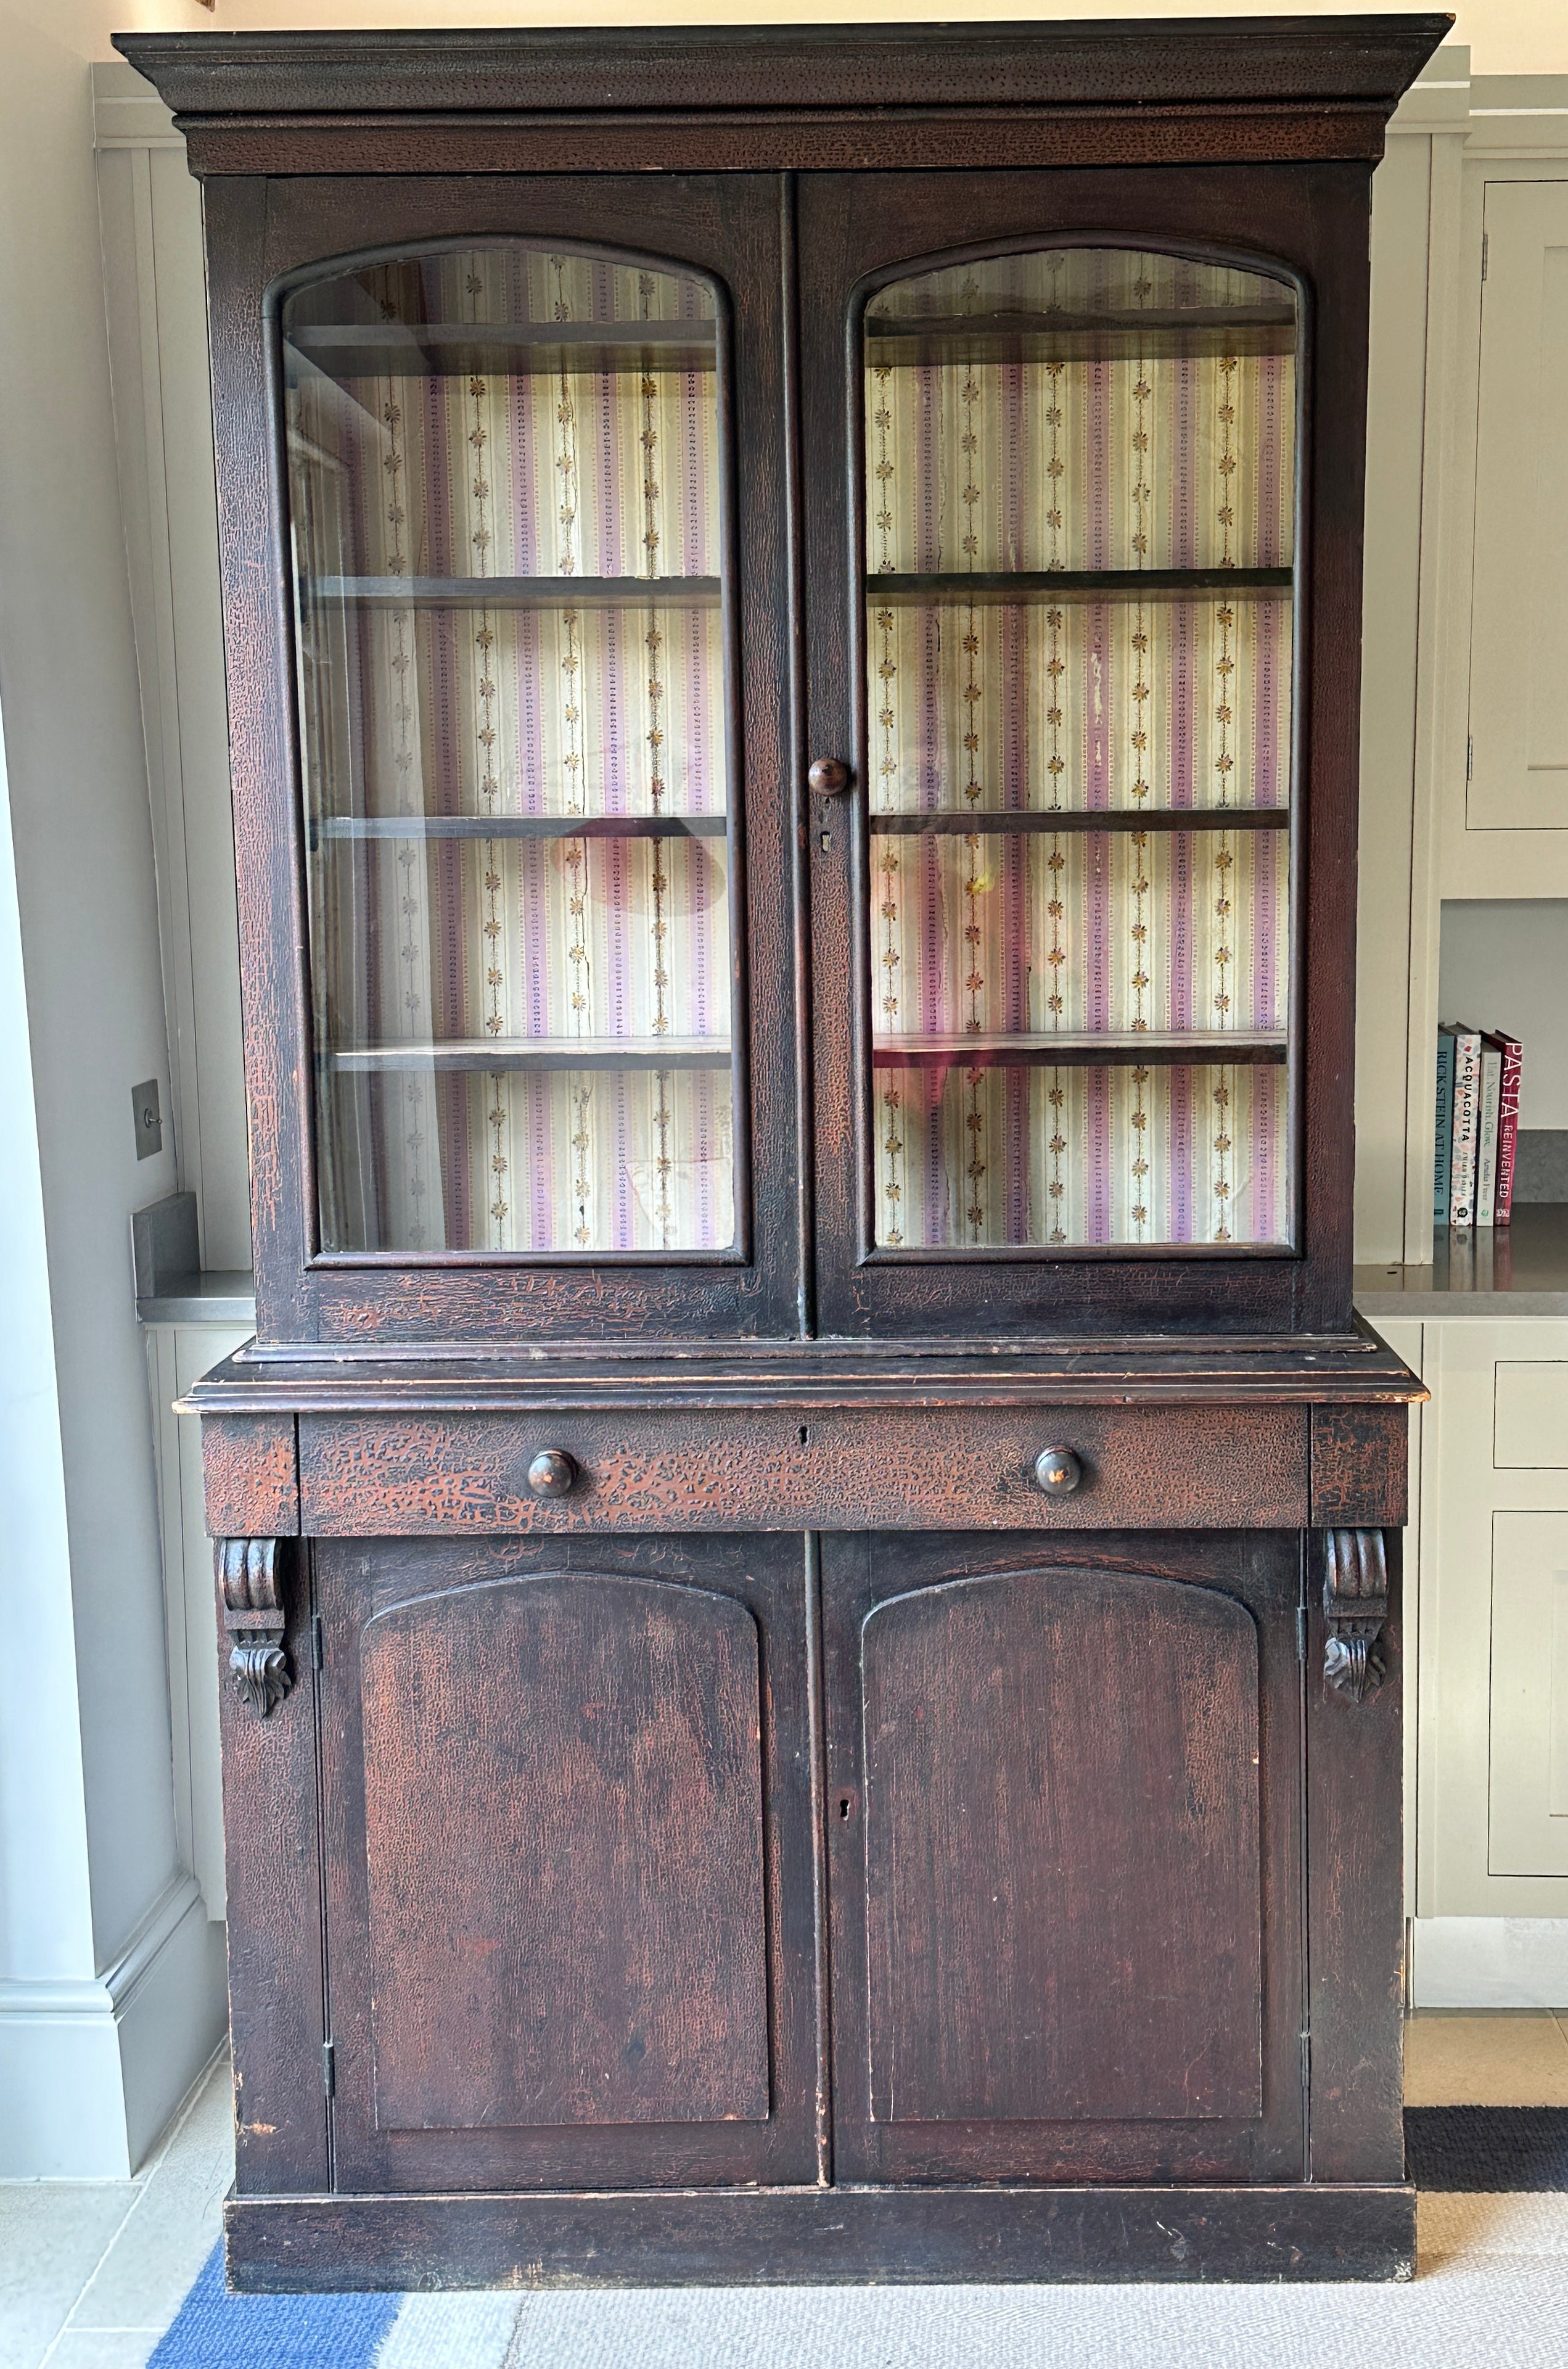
[0,1877,226,2177]
[1413,1916,1568,2009]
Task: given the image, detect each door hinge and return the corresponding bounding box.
[322,2040,336,2098]
[1300,2029,1312,2090]
[1481,229,1488,282]
[1296,1603,1308,1665]
[311,1613,324,1671]
[1466,735,1474,783]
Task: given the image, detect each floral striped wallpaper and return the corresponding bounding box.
[283,239,1299,1266]
[286,248,736,1255]
[865,247,1298,1250]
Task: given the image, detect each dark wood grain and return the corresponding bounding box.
[176,117,1414,181]
[1311,1403,1410,1525]
[1307,1529,1406,2183]
[316,1535,817,2193]
[219,1543,327,2196]
[201,1413,299,1537]
[224,2181,1417,2289]
[185,1332,1426,1413]
[861,1565,1262,2124]
[297,1404,1309,1534]
[824,1531,1306,2186]
[356,1572,767,2133]
[117,20,1453,123]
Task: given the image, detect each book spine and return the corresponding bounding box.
[1476,1045,1502,1226]
[1448,1027,1482,1227]
[1495,1034,1524,1226]
[1434,1031,1455,1223]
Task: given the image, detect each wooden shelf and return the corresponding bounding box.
[872,1031,1287,1070]
[327,1037,732,1074]
[869,569,1292,607]
[286,319,716,381]
[869,806,1287,836]
[314,813,728,844]
[865,303,1295,366]
[308,574,721,611]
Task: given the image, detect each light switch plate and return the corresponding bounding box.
[132,1077,163,1160]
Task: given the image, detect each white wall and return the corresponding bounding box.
[1439,900,1568,1129]
[0,0,225,2176]
[91,0,1568,80]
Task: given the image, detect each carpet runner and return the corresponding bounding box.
[147,2111,1568,2367]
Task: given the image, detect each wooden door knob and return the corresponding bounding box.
[526,1449,578,1498]
[1034,1446,1083,1496]
[808,756,852,795]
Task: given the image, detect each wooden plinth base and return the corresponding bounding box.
[226,2183,1417,2289]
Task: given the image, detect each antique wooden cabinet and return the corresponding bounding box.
[121,16,1446,2288]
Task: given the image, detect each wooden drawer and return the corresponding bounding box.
[297,1404,1310,1534]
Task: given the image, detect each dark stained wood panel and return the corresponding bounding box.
[298,1404,1308,1535]
[201,1413,299,1538]
[224,2180,1418,2289]
[220,1549,326,2196]
[1307,1531,1406,2182]
[1310,1403,1410,1526]
[357,1572,768,2132]
[117,20,1454,120]
[861,1566,1262,2124]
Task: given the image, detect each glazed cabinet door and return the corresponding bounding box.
[798,167,1374,1335]
[203,171,798,1345]
[314,1533,818,2191]
[823,1531,1306,2182]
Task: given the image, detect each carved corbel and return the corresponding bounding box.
[218,1538,293,1718]
[1323,1528,1389,1703]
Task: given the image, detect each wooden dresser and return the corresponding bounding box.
[121,14,1445,2288]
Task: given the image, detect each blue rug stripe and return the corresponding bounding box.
[145,2114,1568,2362]
[149,2245,401,2367]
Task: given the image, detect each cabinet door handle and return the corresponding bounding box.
[808,756,852,795]
[526,1448,578,1498]
[1034,1446,1083,1496]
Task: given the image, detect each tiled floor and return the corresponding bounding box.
[5,2016,1568,2369]
[1,2051,231,2369]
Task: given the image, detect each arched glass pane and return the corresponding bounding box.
[862,247,1297,1251]
[284,247,735,1256]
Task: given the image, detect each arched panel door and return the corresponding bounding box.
[823,1533,1305,2184]
[317,1536,817,2193]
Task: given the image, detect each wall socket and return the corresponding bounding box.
[132,1077,163,1160]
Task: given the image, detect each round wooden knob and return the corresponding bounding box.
[526,1449,577,1498]
[1034,1446,1083,1497]
[808,756,852,796]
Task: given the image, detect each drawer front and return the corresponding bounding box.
[298,1404,1309,1534]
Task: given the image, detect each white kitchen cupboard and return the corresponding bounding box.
[1466,183,1568,843]
[145,1317,253,1920]
[1416,1317,1568,1922]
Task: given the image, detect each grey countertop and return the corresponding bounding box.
[137,1269,257,1327]
[1353,1202,1568,1320]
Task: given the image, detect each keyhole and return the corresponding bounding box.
[798,1425,810,1446]
[839,1797,853,1821]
